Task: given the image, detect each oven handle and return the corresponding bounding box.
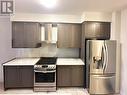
[34,70,56,73]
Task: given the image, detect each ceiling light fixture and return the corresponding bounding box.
[39,0,57,8]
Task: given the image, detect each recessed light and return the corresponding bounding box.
[39,0,57,8]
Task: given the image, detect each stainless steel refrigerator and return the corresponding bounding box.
[86,40,116,94]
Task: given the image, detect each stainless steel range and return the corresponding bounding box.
[34,57,57,92]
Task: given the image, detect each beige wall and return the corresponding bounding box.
[81,12,112,22]
[11,13,82,23]
[0,16,16,82]
[112,8,127,95]
[111,11,121,93]
[11,12,112,23]
[111,12,121,42]
[120,8,127,95]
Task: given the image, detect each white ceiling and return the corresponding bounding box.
[15,0,127,15]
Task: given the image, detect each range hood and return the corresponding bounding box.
[41,24,57,44]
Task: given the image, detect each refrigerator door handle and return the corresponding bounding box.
[104,42,108,72]
[102,44,106,71]
[91,74,115,78]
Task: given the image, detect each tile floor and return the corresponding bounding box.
[0,83,89,95]
[0,83,120,95]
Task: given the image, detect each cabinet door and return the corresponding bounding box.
[71,66,84,86]
[20,66,34,87]
[4,66,34,89]
[57,66,71,86]
[81,22,85,61]
[58,24,72,48]
[24,22,41,47]
[58,24,81,48]
[85,22,96,38]
[71,24,81,47]
[4,66,20,88]
[84,21,110,39]
[12,22,25,47]
[12,22,41,48]
[99,22,110,39]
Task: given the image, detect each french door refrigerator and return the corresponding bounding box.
[86,40,116,94]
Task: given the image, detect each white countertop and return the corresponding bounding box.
[3,58,84,66]
[3,58,40,66]
[57,58,85,65]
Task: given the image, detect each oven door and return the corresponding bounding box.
[34,70,56,86]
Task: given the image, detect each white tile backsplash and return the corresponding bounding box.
[15,43,79,58]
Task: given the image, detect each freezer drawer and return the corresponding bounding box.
[89,74,115,94]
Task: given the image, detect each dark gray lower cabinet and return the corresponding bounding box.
[71,66,84,86]
[4,66,33,90]
[57,66,71,86]
[20,67,33,87]
[57,65,84,87]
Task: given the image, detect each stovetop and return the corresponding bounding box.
[36,57,57,65]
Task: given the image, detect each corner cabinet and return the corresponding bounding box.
[84,21,110,39]
[4,66,34,90]
[12,22,41,48]
[57,24,81,48]
[57,65,84,87]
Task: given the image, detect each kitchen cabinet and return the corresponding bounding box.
[57,65,84,87]
[4,66,33,90]
[71,66,84,86]
[57,24,81,48]
[57,66,71,86]
[84,21,110,39]
[12,22,41,48]
[4,66,19,88]
[80,22,85,61]
[20,67,34,87]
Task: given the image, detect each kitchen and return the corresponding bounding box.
[0,0,127,95]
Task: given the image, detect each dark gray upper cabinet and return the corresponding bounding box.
[84,21,110,39]
[12,22,41,48]
[57,23,81,48]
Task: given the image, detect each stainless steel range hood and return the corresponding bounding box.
[41,24,57,44]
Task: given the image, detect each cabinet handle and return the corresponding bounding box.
[12,39,14,44]
[57,41,59,48]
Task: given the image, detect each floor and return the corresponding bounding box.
[0,83,120,95]
[0,83,89,95]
